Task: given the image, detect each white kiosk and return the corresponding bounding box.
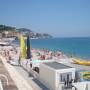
[39,62,75,90]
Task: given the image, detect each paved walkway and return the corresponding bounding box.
[0,58,18,90]
[0,55,34,90]
[14,66,49,90]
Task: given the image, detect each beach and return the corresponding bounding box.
[0,38,90,90]
[20,37,90,60]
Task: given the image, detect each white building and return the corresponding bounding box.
[29,59,55,68]
[39,62,76,90]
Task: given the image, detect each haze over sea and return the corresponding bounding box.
[14,37,90,60]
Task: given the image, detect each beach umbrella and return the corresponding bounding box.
[26,35,31,59]
[67,74,70,86]
[20,35,26,59]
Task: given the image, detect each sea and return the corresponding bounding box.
[13,37,90,60]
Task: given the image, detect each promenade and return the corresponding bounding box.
[0,55,34,90]
[0,55,49,90]
[0,58,18,90]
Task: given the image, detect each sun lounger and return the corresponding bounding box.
[9,60,19,66]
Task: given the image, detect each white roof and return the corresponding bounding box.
[43,62,72,70]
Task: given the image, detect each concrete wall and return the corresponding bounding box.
[39,64,56,90]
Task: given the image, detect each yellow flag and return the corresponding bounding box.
[20,35,26,59]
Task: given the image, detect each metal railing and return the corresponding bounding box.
[0,80,3,90]
[0,74,9,85]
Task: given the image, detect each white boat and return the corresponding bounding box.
[0,42,9,46]
[1,37,15,42]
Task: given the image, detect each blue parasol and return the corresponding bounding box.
[26,35,31,59]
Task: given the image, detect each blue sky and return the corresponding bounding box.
[0,0,90,37]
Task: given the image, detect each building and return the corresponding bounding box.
[0,33,2,39]
[2,31,20,38]
[39,62,76,90]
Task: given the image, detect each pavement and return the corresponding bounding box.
[14,66,49,90]
[0,59,18,90]
[0,55,49,90]
[0,55,34,90]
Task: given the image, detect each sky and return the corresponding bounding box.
[0,0,90,37]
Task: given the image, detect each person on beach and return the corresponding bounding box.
[40,55,45,60]
[6,50,10,61]
[18,55,21,66]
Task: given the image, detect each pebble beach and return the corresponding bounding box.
[0,38,90,90]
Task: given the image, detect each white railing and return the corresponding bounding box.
[0,74,9,85]
[0,80,3,90]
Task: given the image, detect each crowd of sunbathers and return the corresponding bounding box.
[0,45,68,63]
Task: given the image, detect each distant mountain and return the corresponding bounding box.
[16,28,52,38]
[0,25,53,38]
[16,28,32,33]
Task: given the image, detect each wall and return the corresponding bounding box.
[39,64,56,90]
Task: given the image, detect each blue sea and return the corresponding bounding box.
[13,37,90,60]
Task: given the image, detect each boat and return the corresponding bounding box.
[80,71,90,80]
[73,59,90,66]
[0,42,10,46]
[1,37,15,42]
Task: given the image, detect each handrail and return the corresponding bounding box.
[0,74,9,85]
[0,80,3,90]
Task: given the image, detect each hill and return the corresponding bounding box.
[0,25,52,38]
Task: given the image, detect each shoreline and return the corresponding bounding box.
[0,38,89,65]
[13,37,90,60]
